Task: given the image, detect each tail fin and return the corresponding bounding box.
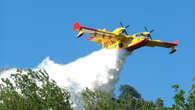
[73,22,81,31]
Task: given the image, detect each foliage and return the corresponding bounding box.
[119,84,141,100]
[0,69,194,110]
[82,79,195,110]
[82,86,157,110]
[0,69,72,110]
[171,77,195,110]
[155,98,164,110]
[82,88,129,110]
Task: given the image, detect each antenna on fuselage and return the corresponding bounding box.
[120,22,130,35]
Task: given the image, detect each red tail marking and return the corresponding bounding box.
[73,22,81,31]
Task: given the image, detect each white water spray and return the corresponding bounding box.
[0,49,131,110]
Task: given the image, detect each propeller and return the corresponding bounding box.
[144,26,154,40]
[120,22,130,35]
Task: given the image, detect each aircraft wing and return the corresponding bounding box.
[73,22,131,48]
[146,40,178,54]
[73,22,130,40]
[146,40,178,48]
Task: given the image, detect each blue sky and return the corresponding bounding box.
[1,0,194,106]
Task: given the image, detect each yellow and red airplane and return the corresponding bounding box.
[73,22,178,54]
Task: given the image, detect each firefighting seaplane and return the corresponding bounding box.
[73,22,178,54]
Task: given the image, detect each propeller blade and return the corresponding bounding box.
[144,26,154,39]
[144,26,149,32]
[150,29,154,33]
[149,35,152,40]
[120,22,124,27]
[125,25,130,29]
[124,30,128,35]
[120,22,130,35]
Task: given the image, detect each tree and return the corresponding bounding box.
[171,78,195,110]
[82,85,160,110]
[82,88,123,110]
[119,84,141,101]
[187,77,195,110]
[0,69,72,110]
[155,98,164,110]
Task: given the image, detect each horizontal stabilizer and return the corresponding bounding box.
[86,36,94,41]
[77,30,84,38]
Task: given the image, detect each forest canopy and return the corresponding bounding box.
[0,69,194,110]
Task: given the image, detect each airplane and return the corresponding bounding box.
[73,22,178,54]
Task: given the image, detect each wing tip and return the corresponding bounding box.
[169,48,177,54]
[73,22,81,31]
[174,40,179,45]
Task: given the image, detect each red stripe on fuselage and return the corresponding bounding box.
[126,38,149,52]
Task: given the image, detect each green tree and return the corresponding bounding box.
[82,88,123,110]
[82,85,162,110]
[171,78,195,110]
[155,98,165,110]
[0,69,72,110]
[187,77,195,110]
[119,84,141,101]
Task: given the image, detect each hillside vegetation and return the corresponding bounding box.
[0,70,194,110]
